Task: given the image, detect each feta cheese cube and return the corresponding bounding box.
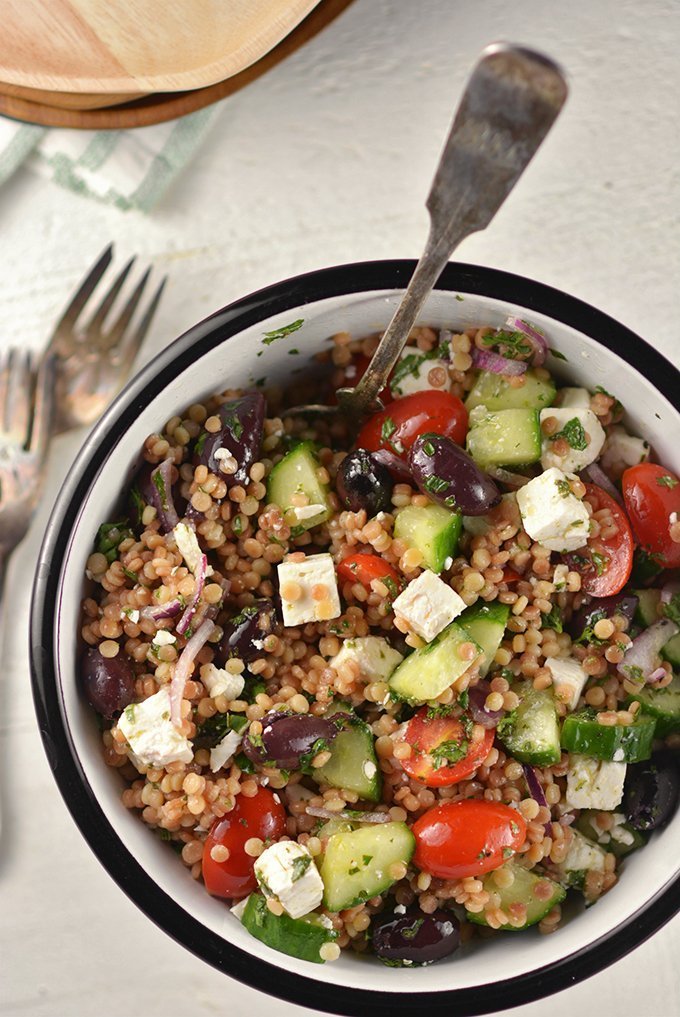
[277,553,341,626]
[330,636,403,683]
[557,387,591,409]
[560,829,606,886]
[117,687,193,768]
[292,503,328,522]
[516,467,590,552]
[599,425,650,481]
[566,754,626,811]
[390,350,451,398]
[254,841,324,919]
[539,408,606,474]
[392,569,466,642]
[173,522,213,576]
[152,629,176,647]
[546,656,588,711]
[209,728,243,772]
[200,662,245,701]
[230,895,251,921]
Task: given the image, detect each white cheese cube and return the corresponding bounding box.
[277,553,341,626]
[254,841,324,919]
[292,504,327,522]
[557,387,591,409]
[587,811,636,848]
[390,350,451,398]
[200,662,245,701]
[516,467,590,552]
[561,829,606,880]
[117,687,193,768]
[152,629,176,647]
[230,895,251,921]
[173,522,213,576]
[599,425,650,481]
[566,754,626,811]
[330,636,403,683]
[209,728,243,772]
[539,408,606,474]
[392,569,466,643]
[546,656,588,711]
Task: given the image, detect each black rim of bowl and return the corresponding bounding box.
[30,260,680,1016]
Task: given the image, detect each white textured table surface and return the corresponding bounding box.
[1,1,679,1015]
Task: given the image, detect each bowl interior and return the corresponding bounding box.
[51,280,679,998]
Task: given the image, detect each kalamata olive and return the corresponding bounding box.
[467,679,503,729]
[81,646,135,718]
[243,710,340,769]
[214,599,277,665]
[195,392,265,490]
[624,753,680,831]
[131,460,185,533]
[567,593,638,640]
[336,449,394,515]
[371,907,460,966]
[371,447,414,484]
[409,433,501,516]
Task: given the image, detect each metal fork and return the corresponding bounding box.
[48,243,167,432]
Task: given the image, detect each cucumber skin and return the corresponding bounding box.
[560,712,656,762]
[266,441,331,532]
[467,865,565,930]
[465,370,556,412]
[388,622,482,705]
[497,684,562,766]
[633,588,661,628]
[394,504,461,574]
[458,602,510,678]
[626,675,680,737]
[241,893,336,964]
[320,823,415,912]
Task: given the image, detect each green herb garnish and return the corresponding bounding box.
[540,604,563,633]
[194,431,207,456]
[262,319,304,344]
[291,854,312,881]
[423,475,448,495]
[482,330,532,361]
[96,520,134,563]
[591,551,609,576]
[381,417,397,442]
[551,416,588,451]
[430,738,468,769]
[657,474,679,489]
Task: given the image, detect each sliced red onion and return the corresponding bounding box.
[648,666,668,684]
[581,463,623,506]
[522,764,552,834]
[617,618,679,685]
[176,553,207,636]
[472,347,528,376]
[660,580,680,605]
[149,458,179,532]
[468,679,503,729]
[141,599,183,621]
[169,618,215,727]
[306,806,390,824]
[485,465,531,489]
[438,329,453,355]
[505,315,549,367]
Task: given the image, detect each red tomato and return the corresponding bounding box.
[336,551,401,594]
[564,483,634,596]
[400,708,494,787]
[356,391,468,462]
[202,786,286,899]
[622,463,680,569]
[413,800,527,880]
[502,568,522,585]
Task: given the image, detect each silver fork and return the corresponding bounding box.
[48,243,167,432]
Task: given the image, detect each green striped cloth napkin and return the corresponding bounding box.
[0,106,220,213]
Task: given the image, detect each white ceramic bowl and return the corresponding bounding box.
[31,261,680,1015]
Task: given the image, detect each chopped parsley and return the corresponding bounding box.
[232,515,244,537]
[402,918,424,940]
[591,550,609,576]
[291,854,312,882]
[425,703,457,720]
[299,737,332,774]
[383,575,400,601]
[457,689,469,710]
[430,738,468,769]
[482,330,532,361]
[662,593,680,627]
[594,385,623,415]
[288,348,300,356]
[622,664,644,684]
[234,751,256,774]
[362,854,373,866]
[224,413,243,441]
[194,431,207,456]
[195,712,248,748]
[422,439,436,456]
[122,567,138,583]
[130,486,145,521]
[381,417,397,442]
[96,520,134,563]
[556,478,573,498]
[551,416,588,451]
[657,474,679,489]
[540,604,563,633]
[348,865,360,876]
[262,319,304,344]
[152,469,169,510]
[549,348,568,361]
[423,475,449,495]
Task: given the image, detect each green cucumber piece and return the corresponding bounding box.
[465,369,556,412]
[266,441,331,532]
[467,864,565,930]
[497,683,561,765]
[634,588,661,628]
[388,622,482,705]
[320,822,415,912]
[560,710,655,762]
[458,601,510,678]
[393,503,461,574]
[466,408,541,468]
[626,674,680,737]
[662,633,680,668]
[630,548,664,586]
[313,706,381,802]
[574,811,646,858]
[241,893,337,964]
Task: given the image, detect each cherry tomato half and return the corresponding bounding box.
[400,708,494,787]
[413,800,527,880]
[357,391,468,463]
[622,463,680,570]
[336,551,402,594]
[564,483,634,596]
[202,786,286,899]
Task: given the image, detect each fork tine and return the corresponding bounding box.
[4,349,32,444]
[103,266,152,350]
[50,243,114,337]
[29,353,56,460]
[114,274,168,366]
[84,256,136,337]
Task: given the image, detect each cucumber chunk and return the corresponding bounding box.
[626,674,680,738]
[266,441,331,532]
[388,622,482,705]
[634,588,661,628]
[313,705,381,802]
[320,822,415,912]
[662,633,680,668]
[393,503,461,574]
[561,710,655,762]
[241,893,337,964]
[467,864,565,930]
[458,601,510,677]
[574,810,646,858]
[465,369,556,412]
[497,683,561,765]
[466,408,541,468]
